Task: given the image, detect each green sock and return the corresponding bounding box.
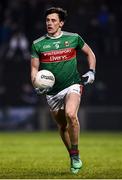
[71,144,78,150]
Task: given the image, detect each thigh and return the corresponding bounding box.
[65,92,81,115]
[65,84,83,114]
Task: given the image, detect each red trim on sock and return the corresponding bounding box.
[69,149,79,156]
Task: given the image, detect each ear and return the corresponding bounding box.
[59,21,64,28]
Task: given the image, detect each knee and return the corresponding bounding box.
[66,110,76,121]
[66,111,79,127]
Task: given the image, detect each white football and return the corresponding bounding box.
[35,70,55,89]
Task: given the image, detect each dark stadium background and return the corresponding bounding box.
[0,0,122,131]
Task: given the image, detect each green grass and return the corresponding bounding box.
[0,131,122,179]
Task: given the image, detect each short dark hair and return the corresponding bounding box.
[45,7,67,22]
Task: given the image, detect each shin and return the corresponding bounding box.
[65,93,81,149]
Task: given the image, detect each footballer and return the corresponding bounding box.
[31,7,96,173]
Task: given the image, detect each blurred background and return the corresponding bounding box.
[0,0,122,131]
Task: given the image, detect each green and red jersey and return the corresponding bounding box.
[31,31,85,95]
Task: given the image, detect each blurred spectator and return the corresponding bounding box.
[0,17,12,86]
[6,30,30,60]
[97,4,120,56]
[105,14,120,56]
[97,4,110,55]
[0,18,12,58]
[86,17,101,57]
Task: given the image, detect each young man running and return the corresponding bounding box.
[31,7,96,174]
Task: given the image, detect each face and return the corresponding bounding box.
[46,13,64,36]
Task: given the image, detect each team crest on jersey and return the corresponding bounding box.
[64,41,70,47]
[53,41,60,49]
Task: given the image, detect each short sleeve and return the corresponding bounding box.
[77,34,85,49]
[31,43,39,58]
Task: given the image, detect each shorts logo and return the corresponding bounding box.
[73,89,79,93]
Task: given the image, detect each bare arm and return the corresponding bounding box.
[82,43,96,72]
[31,57,40,86]
[81,43,96,85]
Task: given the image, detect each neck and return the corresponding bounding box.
[48,29,62,37]
[47,30,63,39]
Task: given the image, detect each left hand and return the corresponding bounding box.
[82,69,95,85]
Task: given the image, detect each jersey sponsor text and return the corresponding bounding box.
[41,48,76,62]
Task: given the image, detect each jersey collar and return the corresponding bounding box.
[46,31,63,39]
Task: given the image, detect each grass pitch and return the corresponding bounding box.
[0,131,122,179]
